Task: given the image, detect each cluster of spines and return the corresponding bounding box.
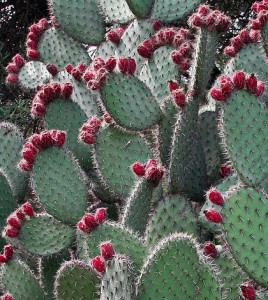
[18,130,66,171]
[106,27,125,45]
[188,5,231,32]
[31,82,73,117]
[167,80,187,107]
[2,202,34,238]
[0,245,14,264]
[79,116,102,145]
[249,0,268,30]
[77,208,107,234]
[132,159,165,186]
[224,29,260,57]
[90,242,115,274]
[5,54,25,84]
[26,18,50,60]
[210,71,265,102]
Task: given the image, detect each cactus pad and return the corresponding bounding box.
[125,0,154,18]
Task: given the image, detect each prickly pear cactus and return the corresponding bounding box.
[2,1,268,299]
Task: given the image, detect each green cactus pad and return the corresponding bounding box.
[0,172,17,233]
[54,260,99,300]
[222,187,268,286]
[77,222,146,270]
[261,23,268,54]
[159,97,177,165]
[18,61,51,90]
[100,72,161,131]
[51,0,106,45]
[198,174,238,234]
[0,122,28,198]
[125,0,154,18]
[94,125,152,197]
[215,249,248,300]
[100,255,135,300]
[220,90,268,186]
[97,0,134,23]
[224,42,268,106]
[139,46,180,103]
[94,41,117,60]
[117,19,154,70]
[137,233,221,299]
[0,259,46,299]
[38,27,91,68]
[146,194,199,248]
[45,99,93,170]
[199,110,222,178]
[122,178,155,235]
[32,146,88,225]
[18,214,74,256]
[152,0,202,23]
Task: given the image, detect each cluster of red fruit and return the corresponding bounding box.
[31,82,73,117]
[224,29,260,57]
[106,27,125,44]
[26,18,49,60]
[210,71,265,102]
[5,54,25,84]
[249,0,268,30]
[132,159,165,187]
[138,25,193,72]
[3,202,34,238]
[188,5,231,32]
[203,188,224,223]
[18,130,66,172]
[0,245,13,264]
[90,242,116,274]
[77,208,107,234]
[167,80,187,107]
[79,116,102,145]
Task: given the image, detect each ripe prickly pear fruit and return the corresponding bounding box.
[203,241,218,258]
[91,255,106,273]
[4,226,19,238]
[95,208,107,224]
[22,202,34,217]
[3,245,14,260]
[132,162,146,176]
[1,293,14,300]
[83,213,98,229]
[240,282,256,300]
[207,188,224,206]
[203,209,222,223]
[7,215,21,230]
[100,242,115,261]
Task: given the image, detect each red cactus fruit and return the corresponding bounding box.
[100,242,115,261]
[26,49,39,60]
[22,202,34,217]
[31,102,46,117]
[198,4,211,16]
[118,57,136,75]
[29,134,42,149]
[79,131,96,144]
[27,32,38,42]
[22,148,36,164]
[0,255,7,263]
[52,130,66,147]
[117,27,125,37]
[38,18,49,31]
[210,88,227,102]
[60,83,73,98]
[207,188,224,206]
[88,116,102,129]
[249,18,262,30]
[6,63,19,74]
[7,215,21,230]
[6,74,18,84]
[219,163,233,178]
[77,220,90,233]
[50,83,62,98]
[103,113,113,124]
[132,162,146,176]
[39,130,53,149]
[178,41,192,57]
[203,209,222,223]
[83,70,95,82]
[23,142,39,155]
[232,70,246,90]
[77,62,87,73]
[127,57,137,75]
[93,58,106,71]
[178,58,191,72]
[246,73,258,94]
[4,226,19,238]
[240,282,256,300]
[71,68,83,81]
[172,88,186,107]
[95,208,107,224]
[26,39,38,49]
[87,80,101,90]
[12,54,25,68]
[215,14,231,32]
[255,80,265,96]
[105,57,117,72]
[29,24,42,36]
[4,245,14,260]
[230,36,244,51]
[203,241,218,258]
[189,13,205,27]
[15,208,26,221]
[156,28,176,45]
[258,10,268,25]
[152,19,163,31]
[18,159,33,172]
[171,50,183,65]
[168,80,179,92]
[219,75,234,95]
[106,30,121,44]
[1,293,14,300]
[46,63,58,76]
[249,29,260,42]
[91,255,106,273]
[224,46,236,57]
[83,213,98,229]
[65,64,74,74]
[145,159,157,169]
[137,41,154,58]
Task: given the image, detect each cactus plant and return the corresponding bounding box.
[1,1,268,299]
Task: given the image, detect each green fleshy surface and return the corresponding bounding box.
[18,61,51,90]
[125,0,154,18]
[94,40,117,60]
[52,0,106,44]
[222,187,268,286]
[0,122,28,198]
[100,72,161,131]
[38,27,91,68]
[94,125,152,198]
[18,214,75,256]
[32,146,88,225]
[221,90,268,186]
